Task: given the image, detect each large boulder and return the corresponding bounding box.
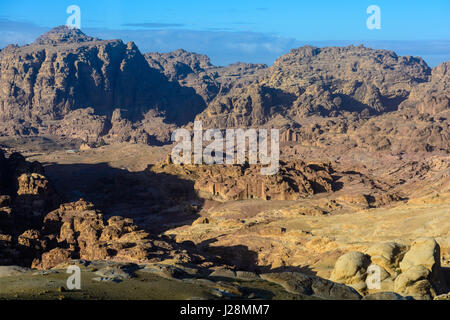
[394,265,434,300]
[399,238,441,273]
[397,237,446,298]
[330,251,371,291]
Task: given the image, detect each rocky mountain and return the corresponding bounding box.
[0,26,206,137]
[0,26,448,153]
[197,45,432,127]
[135,42,449,154]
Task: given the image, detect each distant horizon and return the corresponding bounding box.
[1,0,449,67]
[1,23,448,68]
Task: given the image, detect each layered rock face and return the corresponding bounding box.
[268,46,430,114]
[276,108,449,153]
[151,159,334,201]
[0,26,206,138]
[190,46,447,153]
[0,27,448,300]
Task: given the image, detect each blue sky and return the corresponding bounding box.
[1,0,449,66]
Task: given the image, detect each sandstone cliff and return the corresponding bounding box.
[0,26,206,138]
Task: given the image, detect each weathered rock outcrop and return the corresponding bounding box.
[32,200,191,269]
[145,49,219,104]
[189,45,448,153]
[151,159,334,201]
[278,109,449,153]
[145,49,268,105]
[330,251,372,288]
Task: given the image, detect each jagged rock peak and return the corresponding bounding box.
[33,25,98,45]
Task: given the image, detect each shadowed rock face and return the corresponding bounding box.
[0,26,206,135]
[0,150,60,266]
[145,49,219,104]
[145,49,268,105]
[0,151,59,218]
